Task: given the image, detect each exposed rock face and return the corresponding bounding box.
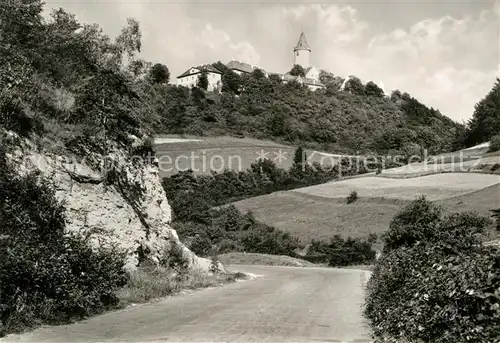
[7,134,219,273]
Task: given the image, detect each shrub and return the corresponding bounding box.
[488,134,500,152]
[131,136,156,164]
[306,235,376,266]
[0,146,127,336]
[239,225,302,256]
[365,197,499,343]
[346,190,358,204]
[491,208,500,231]
[159,243,189,273]
[382,196,488,254]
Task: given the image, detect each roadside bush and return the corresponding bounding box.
[0,147,127,336]
[239,225,302,256]
[382,196,488,254]
[365,197,499,343]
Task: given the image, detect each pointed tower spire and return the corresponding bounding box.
[294,32,311,52]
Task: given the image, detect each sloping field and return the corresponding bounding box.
[231,191,405,243]
[381,141,500,178]
[231,175,500,244]
[380,156,500,178]
[427,142,491,161]
[153,135,341,177]
[293,173,500,201]
[154,135,296,177]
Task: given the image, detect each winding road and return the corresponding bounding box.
[3,266,373,343]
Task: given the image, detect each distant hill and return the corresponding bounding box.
[155,66,464,156]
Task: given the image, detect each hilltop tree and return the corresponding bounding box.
[221,69,241,94]
[113,18,142,67]
[251,68,266,79]
[365,81,385,98]
[197,70,209,90]
[319,70,335,85]
[212,61,228,74]
[390,89,402,102]
[466,78,500,145]
[148,63,170,84]
[289,64,305,77]
[268,73,282,84]
[344,77,365,96]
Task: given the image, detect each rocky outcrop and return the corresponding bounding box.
[6,133,220,273]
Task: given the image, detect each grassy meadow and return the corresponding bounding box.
[231,176,500,248]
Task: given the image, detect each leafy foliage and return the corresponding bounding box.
[466,78,500,146]
[289,64,305,77]
[488,133,500,153]
[344,76,365,96]
[346,190,358,204]
[306,235,376,266]
[148,63,170,84]
[365,81,385,98]
[197,70,209,90]
[365,197,499,343]
[491,208,500,231]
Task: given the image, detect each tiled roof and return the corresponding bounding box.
[294,32,311,51]
[301,77,324,86]
[177,64,222,78]
[226,60,260,74]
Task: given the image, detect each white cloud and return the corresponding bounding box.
[284,4,368,44]
[198,24,261,65]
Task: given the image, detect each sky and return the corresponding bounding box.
[43,0,499,123]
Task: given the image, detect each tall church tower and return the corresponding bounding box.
[293,32,311,68]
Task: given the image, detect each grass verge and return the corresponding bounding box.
[218,252,319,267]
[116,266,248,306]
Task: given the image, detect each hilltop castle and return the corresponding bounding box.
[176,32,325,92]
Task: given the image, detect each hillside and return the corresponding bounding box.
[155,70,463,156]
[230,172,500,247]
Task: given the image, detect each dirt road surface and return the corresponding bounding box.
[2,266,373,343]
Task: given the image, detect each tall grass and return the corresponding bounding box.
[116,267,248,306]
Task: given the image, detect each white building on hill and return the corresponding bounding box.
[176,64,222,91]
[278,32,325,91]
[176,32,325,92]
